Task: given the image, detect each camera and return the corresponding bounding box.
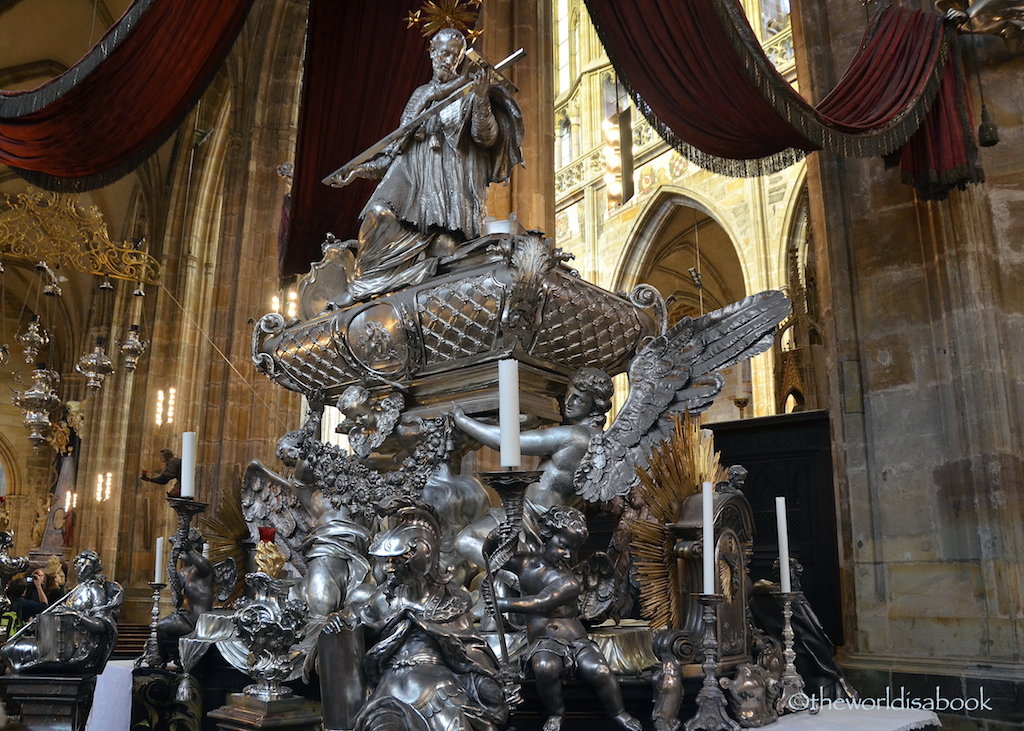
[26,576,33,583]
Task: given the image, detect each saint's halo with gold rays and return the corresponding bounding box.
[406,0,484,41]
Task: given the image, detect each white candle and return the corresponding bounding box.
[702,481,714,594]
[498,359,521,468]
[180,432,197,498]
[155,537,165,584]
[776,496,792,593]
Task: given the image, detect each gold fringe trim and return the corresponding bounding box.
[585,0,959,178]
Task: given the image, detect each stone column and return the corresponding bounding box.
[478,0,556,234]
[792,0,1024,712]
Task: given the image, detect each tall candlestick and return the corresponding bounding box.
[702,481,714,594]
[776,496,792,593]
[181,431,197,498]
[498,359,521,468]
[155,537,165,584]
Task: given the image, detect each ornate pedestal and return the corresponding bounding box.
[1,674,96,731]
[208,694,321,731]
[670,489,755,673]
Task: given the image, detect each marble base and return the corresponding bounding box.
[1,674,97,731]
[207,694,321,731]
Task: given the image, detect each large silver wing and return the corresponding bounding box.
[574,290,791,502]
[240,460,315,572]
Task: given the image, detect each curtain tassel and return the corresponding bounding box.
[967,16,999,147]
[978,104,999,147]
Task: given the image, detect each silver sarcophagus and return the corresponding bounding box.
[252,232,657,421]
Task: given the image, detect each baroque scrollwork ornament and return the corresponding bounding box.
[720,664,780,727]
[234,572,308,701]
[0,191,162,284]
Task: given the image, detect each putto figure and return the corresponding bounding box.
[334,27,523,301]
[454,367,614,512]
[1,549,124,673]
[348,502,507,731]
[452,368,614,570]
[494,506,642,731]
[155,528,213,666]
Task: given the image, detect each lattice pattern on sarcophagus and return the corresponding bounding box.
[273,317,354,392]
[531,277,644,370]
[416,274,503,364]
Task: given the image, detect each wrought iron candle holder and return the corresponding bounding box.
[685,594,740,731]
[478,469,543,707]
[775,591,805,714]
[136,581,167,668]
[166,496,208,610]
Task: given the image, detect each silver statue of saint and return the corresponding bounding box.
[329,28,523,303]
[1,550,124,674]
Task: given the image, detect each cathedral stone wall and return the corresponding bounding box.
[796,0,1024,718]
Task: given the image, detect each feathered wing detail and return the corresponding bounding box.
[240,460,314,572]
[574,290,790,502]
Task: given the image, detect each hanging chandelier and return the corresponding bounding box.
[119,324,148,371]
[76,337,115,391]
[12,364,61,448]
[16,314,49,365]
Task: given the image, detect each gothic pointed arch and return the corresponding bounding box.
[772,182,824,412]
[613,187,756,421]
[613,186,747,322]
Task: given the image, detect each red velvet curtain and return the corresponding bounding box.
[0,0,254,191]
[584,0,981,198]
[281,0,430,278]
[895,48,981,199]
[584,0,816,162]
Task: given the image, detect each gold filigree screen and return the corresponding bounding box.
[0,191,160,284]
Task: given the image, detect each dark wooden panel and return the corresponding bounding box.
[708,410,843,645]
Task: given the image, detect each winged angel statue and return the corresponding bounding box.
[454,289,788,624]
[241,403,462,617]
[455,290,789,510]
[573,289,790,503]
